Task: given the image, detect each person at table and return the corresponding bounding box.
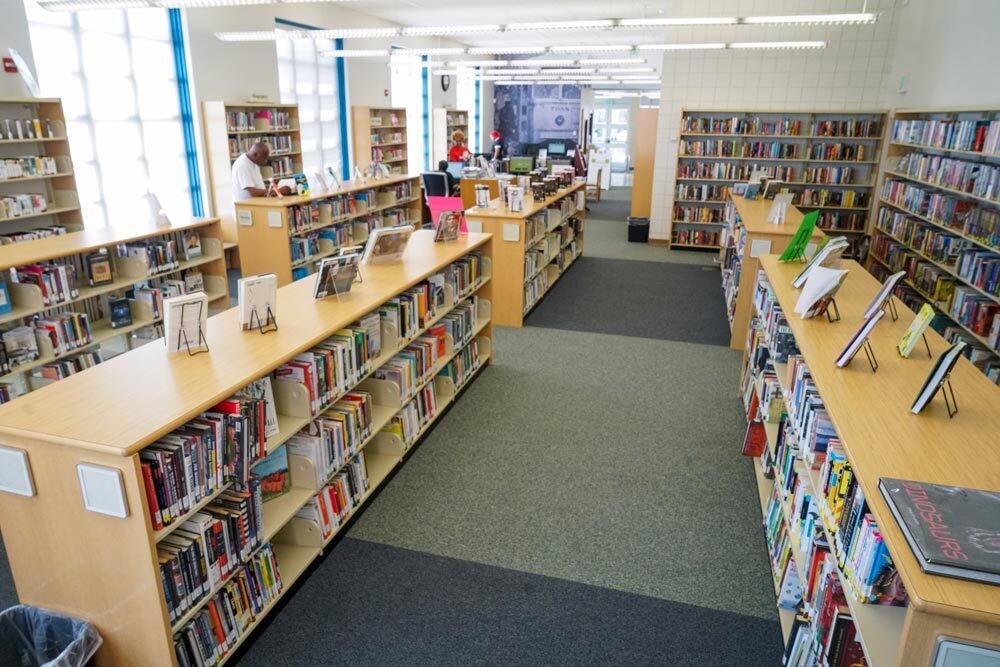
[489,130,505,161]
[231,142,291,201]
[437,160,460,196]
[448,130,471,163]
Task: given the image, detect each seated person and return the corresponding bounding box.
[437,160,460,196]
[448,130,471,163]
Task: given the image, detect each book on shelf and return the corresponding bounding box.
[878,478,1000,586]
[911,341,967,414]
[254,444,290,501]
[109,297,132,329]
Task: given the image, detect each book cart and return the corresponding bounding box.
[0,230,494,665]
[673,109,887,251]
[866,107,1000,384]
[721,195,826,349]
[233,174,422,287]
[742,254,1000,665]
[464,182,585,327]
[0,217,227,402]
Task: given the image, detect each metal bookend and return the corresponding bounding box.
[249,305,278,335]
[940,373,958,418]
[862,338,878,373]
[178,324,209,357]
[824,297,841,323]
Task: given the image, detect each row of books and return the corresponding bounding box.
[671,229,719,247]
[0,193,46,219]
[139,384,270,531]
[678,162,796,181]
[439,336,482,390]
[675,183,732,202]
[0,118,56,141]
[808,143,868,161]
[893,152,1000,203]
[948,285,1000,347]
[682,116,880,138]
[681,140,801,159]
[881,178,1000,249]
[28,349,102,382]
[287,392,375,488]
[812,211,867,233]
[289,227,348,265]
[956,248,1000,297]
[763,483,806,612]
[801,166,862,186]
[524,268,550,314]
[287,193,370,235]
[752,271,800,362]
[226,109,292,133]
[173,543,283,667]
[375,332,444,404]
[0,226,66,246]
[372,147,406,163]
[228,134,293,160]
[370,131,404,145]
[0,155,59,180]
[384,377,439,446]
[876,207,965,265]
[797,189,867,209]
[267,156,294,178]
[297,452,370,541]
[892,117,1000,154]
[0,311,93,372]
[369,112,401,127]
[812,119,881,138]
[157,483,263,623]
[673,205,723,223]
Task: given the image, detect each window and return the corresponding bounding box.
[390,53,426,174]
[275,22,344,177]
[24,2,193,229]
[456,66,478,152]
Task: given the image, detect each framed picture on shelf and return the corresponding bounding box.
[361,224,414,264]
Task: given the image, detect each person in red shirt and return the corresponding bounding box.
[448,130,471,162]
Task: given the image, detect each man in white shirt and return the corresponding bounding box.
[231,142,291,201]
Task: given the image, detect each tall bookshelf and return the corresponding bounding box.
[351,106,408,176]
[464,182,585,326]
[234,174,423,287]
[432,107,469,165]
[0,218,227,404]
[866,107,1000,384]
[0,97,83,237]
[742,256,1000,665]
[0,231,493,665]
[672,109,887,252]
[201,101,303,259]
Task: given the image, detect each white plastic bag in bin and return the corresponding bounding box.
[0,605,102,667]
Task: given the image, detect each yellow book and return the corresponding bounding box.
[897,303,935,357]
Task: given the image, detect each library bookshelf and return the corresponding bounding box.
[673,109,887,252]
[866,107,1000,384]
[352,106,408,175]
[0,97,84,236]
[201,101,303,261]
[0,230,493,666]
[464,181,585,327]
[233,174,423,287]
[432,108,469,165]
[743,255,1000,665]
[720,195,825,349]
[0,217,227,404]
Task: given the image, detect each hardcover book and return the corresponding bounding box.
[86,250,114,287]
[878,478,1000,585]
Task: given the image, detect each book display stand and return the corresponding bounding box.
[0,231,494,665]
[464,182,586,327]
[741,255,1000,665]
[248,305,278,335]
[176,301,209,357]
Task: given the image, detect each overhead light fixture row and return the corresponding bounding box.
[318,41,827,58]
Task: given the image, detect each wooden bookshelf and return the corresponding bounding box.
[233,174,423,287]
[0,97,83,236]
[0,230,493,665]
[432,108,469,165]
[201,101,303,264]
[744,255,1000,665]
[0,217,227,404]
[720,195,825,349]
[866,108,1000,384]
[464,182,585,327]
[672,109,887,251]
[352,106,408,176]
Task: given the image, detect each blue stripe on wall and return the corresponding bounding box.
[422,55,430,171]
[168,8,203,217]
[335,38,350,181]
[474,75,481,153]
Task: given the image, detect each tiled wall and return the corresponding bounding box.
[649,0,901,240]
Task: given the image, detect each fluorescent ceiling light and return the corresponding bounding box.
[742,13,877,25]
[468,46,549,55]
[540,68,597,75]
[507,59,577,66]
[506,19,616,31]
[619,17,738,26]
[318,49,391,58]
[579,58,646,65]
[639,43,726,51]
[413,48,468,55]
[484,69,541,75]
[432,70,458,76]
[550,45,635,53]
[596,67,654,73]
[729,41,827,49]
[445,60,508,67]
[401,24,501,36]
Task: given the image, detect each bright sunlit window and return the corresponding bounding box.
[276,23,344,177]
[390,53,426,175]
[24,2,193,229]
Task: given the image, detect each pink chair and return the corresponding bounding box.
[426,195,469,232]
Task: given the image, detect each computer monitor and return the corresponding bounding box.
[508,156,534,174]
[547,142,567,156]
[446,161,465,180]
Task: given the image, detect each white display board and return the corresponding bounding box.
[587,148,612,190]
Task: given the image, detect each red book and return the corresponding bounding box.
[742,420,766,457]
[838,626,868,667]
[206,599,226,645]
[140,462,163,530]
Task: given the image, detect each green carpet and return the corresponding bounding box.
[348,327,777,620]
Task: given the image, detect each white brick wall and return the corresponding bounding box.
[648,0,901,240]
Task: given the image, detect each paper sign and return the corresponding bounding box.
[749,239,772,258]
[267,211,283,228]
[467,220,483,234]
[238,209,253,227]
[502,223,520,242]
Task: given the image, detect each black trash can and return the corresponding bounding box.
[0,605,102,667]
[627,216,650,243]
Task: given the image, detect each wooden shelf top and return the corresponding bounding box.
[0,97,64,105]
[0,231,491,456]
[464,182,585,220]
[758,255,1000,624]
[730,194,826,238]
[0,217,220,270]
[236,174,419,209]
